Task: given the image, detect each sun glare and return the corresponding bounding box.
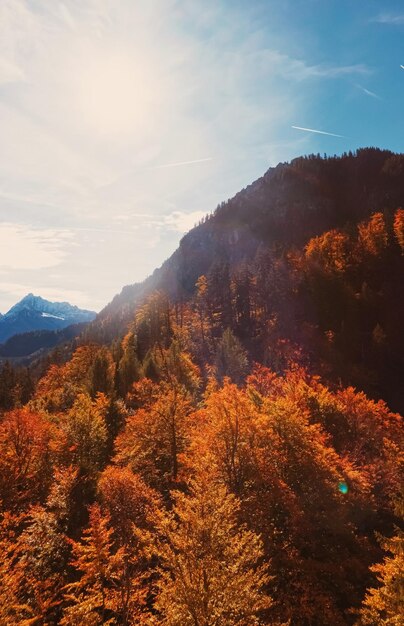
[74,50,156,135]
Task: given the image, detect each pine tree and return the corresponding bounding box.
[90,347,115,399]
[214,328,248,385]
[233,263,253,337]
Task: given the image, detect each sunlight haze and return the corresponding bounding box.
[0,0,403,311]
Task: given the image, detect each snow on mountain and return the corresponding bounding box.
[41,312,65,320]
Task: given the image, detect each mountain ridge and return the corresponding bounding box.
[90,147,404,336]
[79,147,404,412]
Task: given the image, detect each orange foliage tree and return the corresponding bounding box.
[114,383,192,493]
[0,408,56,509]
[61,504,149,626]
[150,474,271,626]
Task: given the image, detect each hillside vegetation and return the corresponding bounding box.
[0,149,402,625]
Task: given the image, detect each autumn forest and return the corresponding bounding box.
[0,150,403,625]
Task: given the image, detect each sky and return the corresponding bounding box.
[0,0,403,313]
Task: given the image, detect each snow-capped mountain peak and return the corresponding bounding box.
[0,294,96,343]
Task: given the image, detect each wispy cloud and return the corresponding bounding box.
[254,50,371,81]
[291,126,344,138]
[163,210,207,233]
[355,84,381,100]
[0,223,72,270]
[372,13,404,25]
[307,63,370,78]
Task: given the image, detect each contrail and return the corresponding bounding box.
[151,157,213,170]
[355,84,381,100]
[292,125,344,138]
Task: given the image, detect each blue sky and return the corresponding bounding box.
[0,0,403,312]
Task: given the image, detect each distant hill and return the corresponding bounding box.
[0,322,90,361]
[0,294,96,344]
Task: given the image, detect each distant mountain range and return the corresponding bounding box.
[0,294,96,344]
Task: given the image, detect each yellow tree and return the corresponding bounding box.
[61,504,148,626]
[98,467,160,624]
[114,384,192,492]
[5,468,79,625]
[0,511,31,625]
[305,229,351,274]
[0,407,55,510]
[98,466,160,546]
[393,207,404,253]
[357,212,388,257]
[150,474,271,626]
[61,392,108,477]
[357,464,404,626]
[357,530,404,625]
[117,332,141,398]
[185,382,259,496]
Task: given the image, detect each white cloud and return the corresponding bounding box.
[0,223,72,270]
[248,49,371,81]
[372,13,404,25]
[151,157,214,170]
[164,210,207,233]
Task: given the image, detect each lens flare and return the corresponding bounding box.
[338,481,348,494]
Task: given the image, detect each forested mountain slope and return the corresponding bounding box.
[0,148,402,626]
[88,148,404,411]
[97,148,404,319]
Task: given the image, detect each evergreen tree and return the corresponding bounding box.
[90,347,115,399]
[214,328,248,385]
[207,261,233,334]
[62,393,108,477]
[233,263,253,337]
[117,333,141,397]
[0,361,16,410]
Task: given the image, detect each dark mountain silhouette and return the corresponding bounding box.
[0,322,90,360]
